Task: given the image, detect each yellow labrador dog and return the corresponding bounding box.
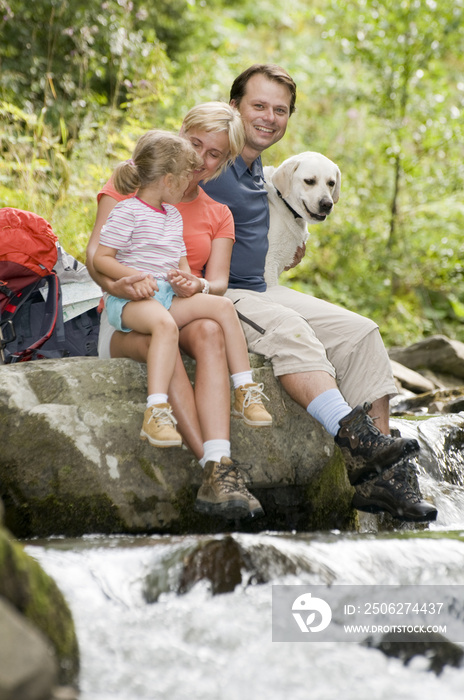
[263,152,341,286]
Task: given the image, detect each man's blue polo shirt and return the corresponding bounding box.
[202,155,269,292]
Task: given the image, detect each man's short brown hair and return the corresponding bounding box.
[230,64,297,116]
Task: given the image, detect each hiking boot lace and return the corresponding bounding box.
[147,405,178,427]
[215,461,243,494]
[228,460,254,496]
[241,383,269,407]
[382,460,421,503]
[347,402,394,448]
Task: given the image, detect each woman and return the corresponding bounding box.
[86,102,266,521]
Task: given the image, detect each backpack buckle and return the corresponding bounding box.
[0,318,16,349]
[0,280,14,299]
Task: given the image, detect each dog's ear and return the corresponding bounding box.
[332,166,341,203]
[271,159,300,200]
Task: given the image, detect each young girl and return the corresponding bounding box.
[93,129,272,448]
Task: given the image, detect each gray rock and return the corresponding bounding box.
[390,335,464,380]
[364,630,464,675]
[0,357,353,537]
[144,533,335,601]
[390,360,437,393]
[0,526,79,686]
[0,597,58,700]
[391,387,464,416]
[178,535,244,595]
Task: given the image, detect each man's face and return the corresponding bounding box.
[231,73,292,156]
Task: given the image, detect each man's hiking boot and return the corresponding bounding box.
[195,457,249,520]
[233,383,272,426]
[140,403,182,447]
[335,402,420,484]
[351,458,438,523]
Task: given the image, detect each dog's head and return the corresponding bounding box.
[270,151,341,224]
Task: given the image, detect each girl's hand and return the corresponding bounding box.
[111,273,157,301]
[132,275,158,299]
[167,268,202,298]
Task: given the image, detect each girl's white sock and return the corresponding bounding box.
[147,393,169,408]
[231,371,253,389]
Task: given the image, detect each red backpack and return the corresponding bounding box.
[0,207,63,362]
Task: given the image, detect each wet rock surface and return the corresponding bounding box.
[0,497,79,698]
[364,630,464,675]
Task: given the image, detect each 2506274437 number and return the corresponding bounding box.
[363,602,444,615]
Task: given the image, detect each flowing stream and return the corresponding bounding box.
[25,416,464,700]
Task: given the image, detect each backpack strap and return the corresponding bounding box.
[0,276,44,317]
[0,276,44,352]
[5,273,64,363]
[0,279,15,300]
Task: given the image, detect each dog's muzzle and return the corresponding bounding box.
[303,199,333,221]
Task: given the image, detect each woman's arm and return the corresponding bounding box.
[86,195,118,283]
[202,237,234,295]
[167,238,233,298]
[86,194,154,300]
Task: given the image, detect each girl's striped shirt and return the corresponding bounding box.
[99,197,187,280]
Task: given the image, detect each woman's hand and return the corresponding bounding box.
[167,268,203,298]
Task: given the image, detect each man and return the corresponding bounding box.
[203,64,437,523]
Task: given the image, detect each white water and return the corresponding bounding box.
[25,415,464,700]
[26,528,464,700]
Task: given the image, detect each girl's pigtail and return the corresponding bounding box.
[113,158,141,194]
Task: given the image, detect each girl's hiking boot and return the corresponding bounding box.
[351,458,438,523]
[233,383,272,426]
[335,402,420,485]
[140,403,182,447]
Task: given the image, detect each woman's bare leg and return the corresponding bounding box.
[170,295,250,374]
[179,319,230,442]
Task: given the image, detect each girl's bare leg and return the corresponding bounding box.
[110,316,231,458]
[170,295,250,375]
[122,299,179,396]
[178,319,230,443]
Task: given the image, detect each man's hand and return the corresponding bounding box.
[166,268,202,298]
[284,243,306,271]
[111,273,157,301]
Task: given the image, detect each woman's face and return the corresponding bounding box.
[182,128,230,184]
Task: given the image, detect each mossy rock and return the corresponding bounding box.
[0,526,79,685]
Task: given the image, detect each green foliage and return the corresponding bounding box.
[1,0,464,346]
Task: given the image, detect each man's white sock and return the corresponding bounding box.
[199,439,231,468]
[306,388,352,437]
[231,371,253,389]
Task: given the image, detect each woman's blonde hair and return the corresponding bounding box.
[113,129,202,195]
[181,102,245,179]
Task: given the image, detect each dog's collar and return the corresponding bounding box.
[275,188,302,220]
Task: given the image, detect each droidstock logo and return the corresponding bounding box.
[292,592,332,633]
